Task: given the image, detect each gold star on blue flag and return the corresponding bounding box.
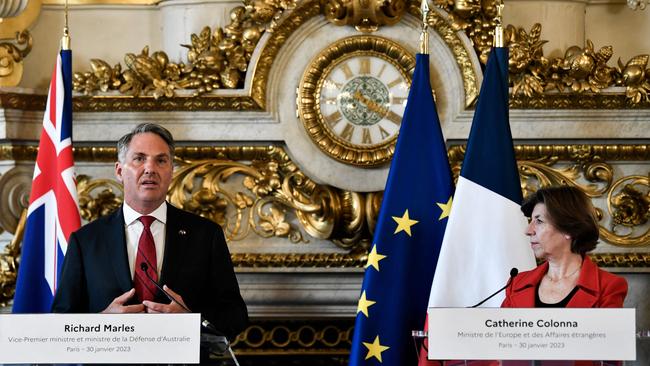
[436,197,453,220]
[349,52,454,365]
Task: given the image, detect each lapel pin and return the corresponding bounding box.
[179,229,187,236]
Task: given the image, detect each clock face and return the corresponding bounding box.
[298,36,415,167]
[319,54,409,148]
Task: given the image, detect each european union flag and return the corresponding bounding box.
[349,53,454,365]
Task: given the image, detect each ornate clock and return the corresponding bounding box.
[297,36,416,167]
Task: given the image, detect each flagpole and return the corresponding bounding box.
[493,0,504,47]
[61,0,70,50]
[419,0,429,54]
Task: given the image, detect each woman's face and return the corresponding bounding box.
[525,203,572,260]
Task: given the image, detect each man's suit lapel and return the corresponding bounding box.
[160,203,188,286]
[107,207,133,292]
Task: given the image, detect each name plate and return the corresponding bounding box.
[0,313,200,363]
[427,308,635,361]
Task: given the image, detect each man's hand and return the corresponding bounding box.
[101,289,145,313]
[143,285,190,313]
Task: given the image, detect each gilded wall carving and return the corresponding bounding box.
[0,210,25,307]
[0,143,649,305]
[21,0,646,108]
[230,319,353,355]
[71,0,300,102]
[320,0,408,32]
[0,165,31,235]
[0,144,647,248]
[0,0,40,86]
[67,0,480,108]
[0,144,648,248]
[406,0,650,106]
[0,30,32,87]
[505,24,650,105]
[452,144,650,247]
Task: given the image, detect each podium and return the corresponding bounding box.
[0,313,242,364]
[414,308,637,364]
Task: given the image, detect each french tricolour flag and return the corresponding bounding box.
[12,48,80,313]
[426,47,536,309]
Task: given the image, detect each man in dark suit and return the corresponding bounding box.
[52,123,247,340]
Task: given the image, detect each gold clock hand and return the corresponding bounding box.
[352,90,388,116]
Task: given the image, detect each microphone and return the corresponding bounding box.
[139,263,223,335]
[140,262,239,365]
[469,268,518,308]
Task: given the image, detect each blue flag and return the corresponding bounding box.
[13,49,81,313]
[427,47,535,314]
[349,54,454,365]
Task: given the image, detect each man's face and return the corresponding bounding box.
[115,132,173,214]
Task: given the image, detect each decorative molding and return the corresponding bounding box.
[77,175,123,222]
[70,0,302,102]
[410,0,650,106]
[0,92,262,112]
[3,0,648,107]
[53,0,323,110]
[0,92,45,110]
[504,24,650,105]
[0,145,114,161]
[42,0,161,4]
[71,95,262,112]
[591,252,650,268]
[321,0,407,32]
[0,30,32,87]
[451,144,650,248]
[0,209,25,307]
[5,91,650,111]
[1,143,649,163]
[250,0,321,109]
[0,145,41,161]
[0,145,373,248]
[0,166,31,235]
[0,0,29,18]
[231,319,353,357]
[510,92,650,109]
[511,144,650,161]
[0,142,648,249]
[416,0,650,108]
[0,0,40,40]
[231,253,366,268]
[0,143,649,305]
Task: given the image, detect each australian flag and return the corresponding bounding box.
[349,53,454,365]
[12,48,81,313]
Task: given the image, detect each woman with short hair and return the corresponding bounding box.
[502,185,627,309]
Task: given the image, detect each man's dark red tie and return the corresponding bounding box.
[134,215,158,302]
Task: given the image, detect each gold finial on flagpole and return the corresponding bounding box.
[493,0,504,47]
[419,0,430,54]
[61,0,70,50]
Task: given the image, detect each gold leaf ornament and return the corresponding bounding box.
[259,206,291,237]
